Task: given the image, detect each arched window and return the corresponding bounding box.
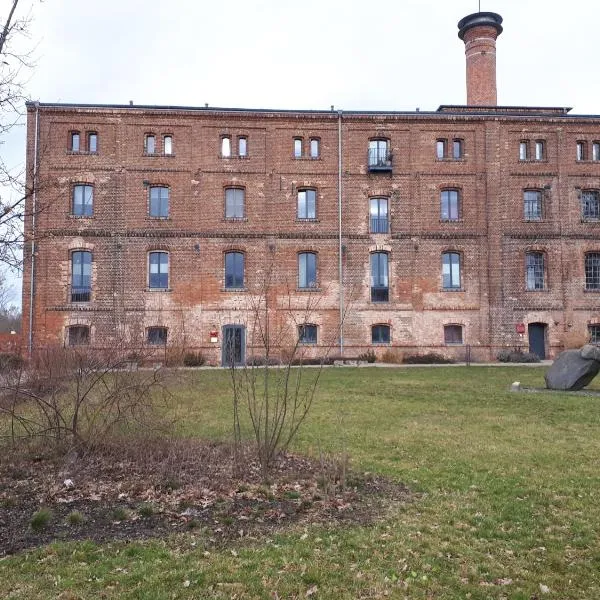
[298,252,317,289]
[369,198,389,233]
[440,189,460,221]
[71,250,91,302]
[72,184,93,217]
[368,138,391,170]
[70,131,80,152]
[442,252,461,290]
[225,252,245,289]
[88,132,98,153]
[144,133,156,154]
[148,251,169,289]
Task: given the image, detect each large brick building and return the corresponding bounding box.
[22,12,600,364]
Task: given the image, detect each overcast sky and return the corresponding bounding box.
[4,0,600,304]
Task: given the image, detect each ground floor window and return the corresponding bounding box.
[147,326,168,345]
[68,325,90,346]
[444,324,463,345]
[298,324,317,344]
[589,324,600,344]
[371,324,390,344]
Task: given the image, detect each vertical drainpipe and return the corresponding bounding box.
[28,102,40,357]
[337,110,344,356]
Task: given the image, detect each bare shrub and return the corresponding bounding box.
[0,344,170,454]
[380,349,403,364]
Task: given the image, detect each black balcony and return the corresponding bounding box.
[370,217,389,234]
[368,148,392,172]
[71,287,91,302]
[371,286,389,302]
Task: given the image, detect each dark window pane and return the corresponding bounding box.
[524,190,543,221]
[589,325,600,344]
[581,191,600,220]
[371,324,390,343]
[225,252,244,288]
[526,252,545,290]
[149,251,169,289]
[444,325,463,344]
[299,324,317,344]
[68,325,89,346]
[585,253,600,290]
[370,252,389,301]
[147,327,168,345]
[71,251,91,302]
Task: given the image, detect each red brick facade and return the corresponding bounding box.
[21,13,600,365]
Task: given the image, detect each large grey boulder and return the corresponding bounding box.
[544,349,600,391]
[580,344,600,361]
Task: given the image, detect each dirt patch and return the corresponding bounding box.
[0,440,412,556]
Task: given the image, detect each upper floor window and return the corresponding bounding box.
[88,132,98,153]
[71,250,91,302]
[524,190,543,221]
[149,186,170,218]
[148,251,169,289]
[221,136,232,158]
[163,135,173,155]
[589,324,600,344]
[519,139,545,161]
[225,187,245,219]
[436,138,463,159]
[147,326,168,346]
[293,137,303,158]
[581,190,600,221]
[238,136,248,157]
[309,138,320,159]
[70,131,80,152]
[440,189,460,221]
[577,141,587,161]
[298,324,317,344]
[585,253,600,290]
[442,252,461,290]
[371,324,390,344]
[519,141,528,160]
[68,325,90,346]
[297,189,317,220]
[72,184,93,217]
[368,139,391,170]
[369,197,389,233]
[526,251,546,290]
[298,252,317,289]
[225,251,245,289]
[144,134,156,154]
[535,140,545,160]
[370,252,389,302]
[444,324,463,345]
[593,142,600,161]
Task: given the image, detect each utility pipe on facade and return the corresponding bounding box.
[28,102,40,357]
[337,110,344,356]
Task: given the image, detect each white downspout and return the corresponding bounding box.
[28,102,40,356]
[337,110,344,356]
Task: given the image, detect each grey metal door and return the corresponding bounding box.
[528,323,546,359]
[222,325,245,366]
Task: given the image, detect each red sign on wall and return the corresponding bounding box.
[515,323,526,334]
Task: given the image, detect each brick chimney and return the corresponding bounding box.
[458,12,503,106]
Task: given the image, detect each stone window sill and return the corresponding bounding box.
[145,288,172,292]
[143,152,175,158]
[296,218,320,223]
[67,151,98,156]
[296,287,321,292]
[518,159,547,163]
[220,155,249,160]
[222,287,247,292]
[223,217,248,222]
[441,287,465,292]
[69,214,94,219]
[439,219,463,223]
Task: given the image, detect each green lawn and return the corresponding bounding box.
[2,366,600,599]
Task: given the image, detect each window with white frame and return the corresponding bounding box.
[148,251,169,289]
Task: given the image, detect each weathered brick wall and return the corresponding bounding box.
[22,105,600,363]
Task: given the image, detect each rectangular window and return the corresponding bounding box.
[149,186,170,218]
[238,136,247,157]
[577,141,586,161]
[436,139,446,159]
[297,189,317,220]
[68,325,90,346]
[589,324,600,344]
[368,139,390,168]
[526,252,545,290]
[524,190,543,221]
[535,141,545,160]
[163,135,173,155]
[145,134,156,154]
[442,252,461,290]
[225,252,245,289]
[453,139,463,159]
[370,252,389,302]
[444,325,463,345]
[298,252,317,289]
[372,324,390,344]
[369,198,389,233]
[581,191,600,220]
[147,327,168,346]
[294,138,303,158]
[298,324,317,344]
[309,138,320,159]
[71,250,91,302]
[225,187,245,218]
[70,132,80,152]
[88,132,97,153]
[72,184,93,217]
[149,251,169,289]
[585,253,600,290]
[440,189,460,221]
[519,141,528,160]
[221,136,231,157]
[593,143,600,161]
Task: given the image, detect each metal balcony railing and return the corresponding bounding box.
[368,148,392,171]
[370,217,389,234]
[371,286,389,302]
[70,286,91,302]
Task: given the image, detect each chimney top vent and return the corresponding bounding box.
[458,12,503,40]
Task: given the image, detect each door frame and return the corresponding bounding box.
[221,324,246,367]
[528,322,547,359]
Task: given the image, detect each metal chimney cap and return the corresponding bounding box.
[458,12,503,40]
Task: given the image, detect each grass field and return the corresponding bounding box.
[2,365,600,599]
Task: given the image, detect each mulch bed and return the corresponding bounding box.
[0,440,411,556]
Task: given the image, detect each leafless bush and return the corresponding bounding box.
[0,344,171,454]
